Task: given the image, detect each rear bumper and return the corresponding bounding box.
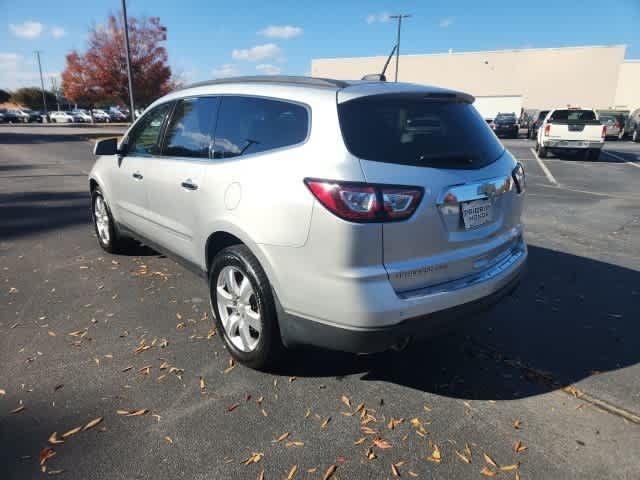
[278,238,527,354]
[543,139,603,149]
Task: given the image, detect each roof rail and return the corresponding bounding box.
[181,75,350,91]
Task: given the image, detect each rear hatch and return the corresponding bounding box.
[337,90,523,293]
[546,109,603,142]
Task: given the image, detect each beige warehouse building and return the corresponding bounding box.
[312,45,640,112]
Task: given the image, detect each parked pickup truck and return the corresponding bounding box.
[535,108,606,161]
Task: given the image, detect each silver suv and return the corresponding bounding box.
[90,76,527,369]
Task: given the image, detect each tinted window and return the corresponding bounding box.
[213,96,308,158]
[549,109,597,123]
[338,96,504,169]
[127,102,173,156]
[163,97,219,158]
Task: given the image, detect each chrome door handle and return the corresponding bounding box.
[132,172,143,180]
[181,179,198,191]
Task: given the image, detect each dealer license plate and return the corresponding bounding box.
[461,198,493,229]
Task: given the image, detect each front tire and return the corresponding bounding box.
[91,187,131,253]
[586,149,600,161]
[209,245,283,370]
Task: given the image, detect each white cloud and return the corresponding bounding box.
[439,17,454,28]
[50,26,66,39]
[255,64,281,75]
[0,52,60,90]
[258,25,302,39]
[232,43,281,61]
[211,64,240,78]
[366,12,390,24]
[9,21,44,39]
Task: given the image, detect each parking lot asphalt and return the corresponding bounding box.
[1,127,639,479]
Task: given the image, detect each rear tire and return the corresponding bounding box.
[209,245,283,370]
[91,187,132,254]
[537,143,548,158]
[586,149,600,161]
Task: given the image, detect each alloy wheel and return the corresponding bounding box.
[94,195,110,244]
[216,266,261,352]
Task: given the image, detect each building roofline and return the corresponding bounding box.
[312,44,628,63]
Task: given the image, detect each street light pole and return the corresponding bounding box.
[34,50,48,116]
[121,0,135,122]
[389,14,411,82]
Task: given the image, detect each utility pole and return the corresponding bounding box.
[34,51,48,116]
[122,0,135,122]
[389,14,411,82]
[50,77,60,111]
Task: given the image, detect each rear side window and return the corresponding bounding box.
[212,96,308,158]
[549,109,598,123]
[127,102,173,156]
[162,97,219,158]
[338,95,504,169]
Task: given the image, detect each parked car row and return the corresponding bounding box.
[0,108,44,123]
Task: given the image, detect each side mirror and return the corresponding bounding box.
[93,137,118,156]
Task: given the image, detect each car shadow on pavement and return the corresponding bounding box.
[545,150,625,164]
[280,245,640,401]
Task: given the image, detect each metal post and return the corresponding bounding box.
[390,14,411,82]
[122,0,135,122]
[35,51,48,116]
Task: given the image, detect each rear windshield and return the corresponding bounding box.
[338,96,504,169]
[549,109,598,124]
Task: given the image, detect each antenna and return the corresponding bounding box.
[381,44,397,78]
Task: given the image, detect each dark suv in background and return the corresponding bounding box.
[491,112,519,138]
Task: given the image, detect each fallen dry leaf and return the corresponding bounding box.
[122,366,134,372]
[323,464,337,480]
[354,437,367,445]
[366,447,377,460]
[82,417,103,431]
[257,471,264,480]
[455,450,471,464]
[513,419,523,430]
[139,366,151,375]
[10,405,25,414]
[500,463,519,472]
[341,395,351,408]
[48,432,64,445]
[427,444,442,463]
[227,403,240,412]
[373,438,393,449]
[287,464,298,479]
[117,409,148,417]
[320,417,331,429]
[39,447,56,466]
[0,388,5,396]
[275,432,290,442]
[62,426,82,438]
[387,417,404,430]
[134,344,152,354]
[199,377,206,392]
[483,453,498,468]
[391,463,400,477]
[480,466,497,477]
[514,440,528,454]
[164,436,173,444]
[242,452,264,465]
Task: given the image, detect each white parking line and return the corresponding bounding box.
[529,148,559,186]
[602,150,640,169]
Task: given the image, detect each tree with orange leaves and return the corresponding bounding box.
[61,15,177,108]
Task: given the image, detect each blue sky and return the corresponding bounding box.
[1,0,638,90]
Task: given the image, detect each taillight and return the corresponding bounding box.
[601,126,607,139]
[544,124,551,136]
[304,179,423,222]
[512,162,526,194]
[614,123,620,129]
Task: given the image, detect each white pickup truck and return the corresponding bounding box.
[535,108,606,161]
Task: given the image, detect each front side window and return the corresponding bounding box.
[162,97,219,158]
[213,96,309,158]
[127,102,173,156]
